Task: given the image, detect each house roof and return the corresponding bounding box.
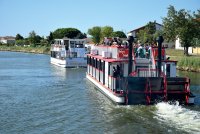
[0,36,15,40]
[129,22,163,33]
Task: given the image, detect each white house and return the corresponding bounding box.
[128,22,174,48]
[0,36,15,44]
[175,37,193,54]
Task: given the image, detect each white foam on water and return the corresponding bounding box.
[154,102,200,133]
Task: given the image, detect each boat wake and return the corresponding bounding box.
[154,102,200,133]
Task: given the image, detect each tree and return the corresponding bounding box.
[75,33,87,39]
[162,6,177,42]
[28,31,42,46]
[111,31,127,38]
[16,34,24,40]
[35,35,42,43]
[193,10,200,46]
[136,21,158,44]
[28,30,37,44]
[88,26,102,44]
[101,26,113,38]
[52,28,81,39]
[15,40,25,46]
[163,5,199,55]
[47,32,53,43]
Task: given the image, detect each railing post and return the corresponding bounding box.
[157,36,164,77]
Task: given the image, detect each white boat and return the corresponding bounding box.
[86,36,195,105]
[50,38,87,68]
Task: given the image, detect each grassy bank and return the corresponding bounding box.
[0,45,50,55]
[166,49,200,72]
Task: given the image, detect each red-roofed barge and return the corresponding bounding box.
[86,36,195,105]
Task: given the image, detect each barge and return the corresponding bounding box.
[86,36,194,105]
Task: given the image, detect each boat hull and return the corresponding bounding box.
[51,57,87,68]
[86,74,125,104]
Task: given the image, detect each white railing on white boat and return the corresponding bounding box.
[87,66,124,91]
[108,75,116,91]
[51,44,65,51]
[96,69,99,81]
[100,71,103,84]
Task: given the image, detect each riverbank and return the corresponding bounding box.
[1,46,200,72]
[166,49,200,72]
[0,45,50,55]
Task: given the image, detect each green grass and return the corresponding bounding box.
[0,45,50,54]
[166,48,200,72]
[165,49,185,57]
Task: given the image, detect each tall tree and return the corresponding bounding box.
[35,35,42,43]
[52,28,81,39]
[47,32,53,43]
[193,10,200,46]
[136,21,158,44]
[28,30,37,44]
[111,31,127,38]
[163,5,199,55]
[88,26,102,44]
[15,34,24,40]
[101,26,113,38]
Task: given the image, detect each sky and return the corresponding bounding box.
[0,0,199,37]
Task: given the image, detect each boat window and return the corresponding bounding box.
[72,52,77,58]
[51,51,57,58]
[75,44,84,48]
[64,40,69,50]
[70,41,75,44]
[70,44,75,48]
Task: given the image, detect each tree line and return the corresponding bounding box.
[10,5,200,56]
[13,27,126,47]
[14,28,87,47]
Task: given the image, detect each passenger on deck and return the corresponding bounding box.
[113,66,117,77]
[122,41,128,48]
[116,65,121,77]
[137,44,145,58]
[147,44,153,58]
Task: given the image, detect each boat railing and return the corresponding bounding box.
[51,44,65,51]
[108,75,116,91]
[108,75,125,92]
[87,65,104,84]
[66,51,86,58]
[100,70,104,84]
[130,68,159,77]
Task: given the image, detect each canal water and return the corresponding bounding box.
[0,51,200,134]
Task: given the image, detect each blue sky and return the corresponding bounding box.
[0,0,199,37]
